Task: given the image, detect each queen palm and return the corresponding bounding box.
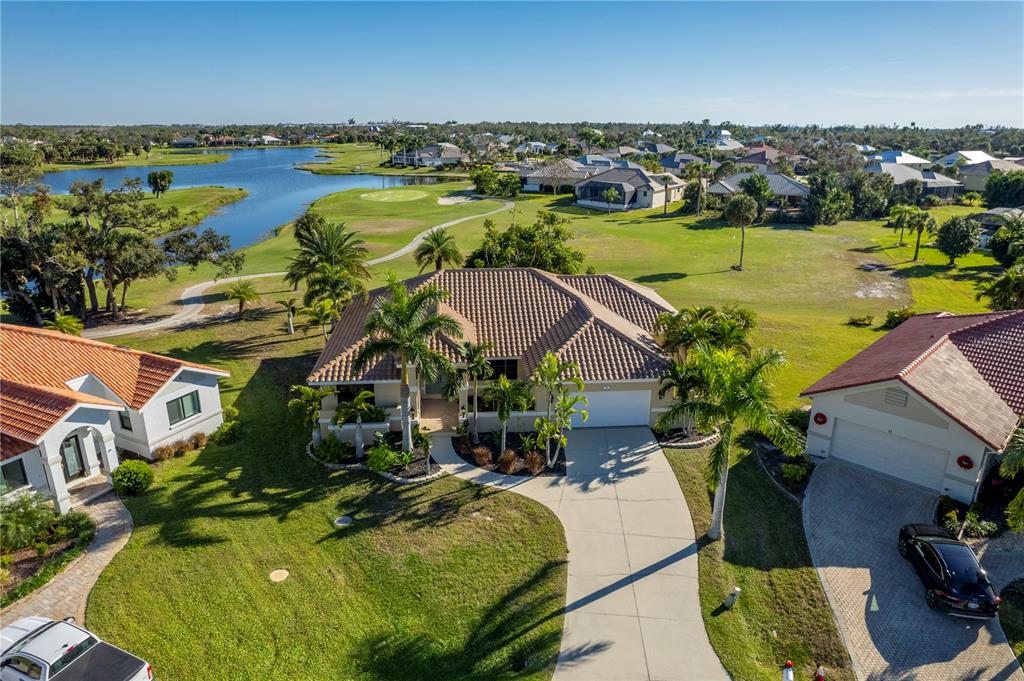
[299,299,340,341]
[285,219,369,291]
[354,274,462,452]
[483,374,533,454]
[909,210,937,261]
[548,390,588,466]
[531,352,584,463]
[888,204,917,246]
[414,228,463,272]
[335,389,378,458]
[461,340,493,443]
[654,305,720,362]
[687,162,710,216]
[304,262,366,309]
[277,297,298,335]
[657,343,803,540]
[225,281,260,318]
[43,313,84,336]
[287,385,333,432]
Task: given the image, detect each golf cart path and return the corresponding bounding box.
[83,198,512,340]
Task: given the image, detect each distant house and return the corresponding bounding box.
[636,141,677,156]
[865,150,930,169]
[957,159,1024,192]
[616,145,644,157]
[207,136,235,147]
[933,150,996,168]
[171,137,199,148]
[514,141,548,155]
[391,143,468,167]
[574,168,685,211]
[699,129,745,152]
[864,162,962,199]
[576,154,641,170]
[844,142,877,154]
[733,144,811,174]
[970,206,1024,230]
[496,134,516,146]
[522,159,602,193]
[260,135,284,145]
[708,171,810,206]
[661,153,719,174]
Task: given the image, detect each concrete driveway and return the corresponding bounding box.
[805,461,1023,681]
[433,427,727,681]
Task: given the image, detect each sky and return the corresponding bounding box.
[2,1,1022,127]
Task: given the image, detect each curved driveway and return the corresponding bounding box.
[433,427,727,681]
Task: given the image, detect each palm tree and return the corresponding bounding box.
[287,385,333,433]
[225,281,260,318]
[277,297,298,335]
[655,305,720,362]
[687,162,709,216]
[335,389,378,458]
[461,341,493,444]
[548,390,588,465]
[658,361,703,435]
[909,210,937,261]
[724,194,757,271]
[888,204,917,246]
[601,187,621,213]
[999,424,1024,531]
[414,228,463,272]
[285,218,370,291]
[977,262,1024,311]
[299,299,341,341]
[656,343,803,540]
[43,313,84,336]
[530,352,584,464]
[482,374,533,454]
[303,262,365,309]
[353,273,462,452]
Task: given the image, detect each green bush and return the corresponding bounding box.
[846,314,875,328]
[338,406,388,424]
[112,460,154,496]
[34,542,49,558]
[366,442,412,473]
[781,462,811,483]
[883,306,914,329]
[222,405,239,422]
[315,436,356,464]
[0,555,11,568]
[785,408,811,434]
[0,493,57,551]
[58,510,94,539]
[211,419,241,445]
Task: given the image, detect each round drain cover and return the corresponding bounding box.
[334,516,352,527]
[269,569,289,582]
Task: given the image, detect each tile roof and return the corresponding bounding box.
[958,159,1024,176]
[708,172,810,198]
[802,311,1024,449]
[307,268,675,385]
[1,380,121,460]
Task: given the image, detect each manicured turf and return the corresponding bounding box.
[86,296,567,681]
[1001,580,1024,664]
[665,446,855,681]
[300,143,470,177]
[360,189,429,202]
[41,148,227,171]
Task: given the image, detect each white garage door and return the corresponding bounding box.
[829,419,949,491]
[572,390,651,428]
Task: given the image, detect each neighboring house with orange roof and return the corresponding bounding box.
[0,324,229,513]
[801,311,1024,503]
[307,268,676,441]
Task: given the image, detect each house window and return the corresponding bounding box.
[166,391,201,426]
[488,358,519,379]
[336,384,375,404]
[1,458,29,493]
[118,410,133,431]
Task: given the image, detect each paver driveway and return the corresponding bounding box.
[433,427,727,681]
[805,461,1023,681]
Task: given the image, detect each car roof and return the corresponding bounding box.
[8,621,91,662]
[933,541,984,580]
[1,617,52,655]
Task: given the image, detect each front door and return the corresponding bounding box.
[60,435,85,481]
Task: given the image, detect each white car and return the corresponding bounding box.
[0,617,152,681]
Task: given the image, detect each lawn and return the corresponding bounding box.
[1001,579,1024,664]
[665,446,854,681]
[86,289,568,681]
[41,148,227,171]
[300,142,470,177]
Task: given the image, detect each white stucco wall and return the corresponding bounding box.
[135,369,226,457]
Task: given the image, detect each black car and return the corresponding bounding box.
[898,524,1000,619]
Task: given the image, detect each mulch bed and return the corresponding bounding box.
[755,440,813,500]
[1,539,76,600]
[380,433,441,479]
[655,428,717,447]
[935,468,1022,536]
[452,432,565,477]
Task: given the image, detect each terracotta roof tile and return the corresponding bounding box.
[558,275,674,332]
[0,380,121,456]
[1,433,35,460]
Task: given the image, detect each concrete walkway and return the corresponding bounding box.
[84,197,512,340]
[433,427,727,681]
[805,461,1023,681]
[0,493,132,626]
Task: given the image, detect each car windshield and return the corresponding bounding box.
[935,542,984,583]
[49,635,98,676]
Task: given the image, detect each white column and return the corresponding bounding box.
[39,442,72,514]
[99,430,119,481]
[80,430,103,478]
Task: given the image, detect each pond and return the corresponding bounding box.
[37,147,456,248]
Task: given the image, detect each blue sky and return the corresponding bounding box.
[2,1,1021,126]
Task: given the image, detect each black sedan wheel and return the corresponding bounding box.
[926,589,938,609]
[898,538,908,558]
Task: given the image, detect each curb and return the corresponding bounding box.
[659,431,721,450]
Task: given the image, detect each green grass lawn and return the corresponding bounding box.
[665,446,854,681]
[41,148,227,171]
[300,143,470,177]
[1001,580,1024,664]
[86,301,567,681]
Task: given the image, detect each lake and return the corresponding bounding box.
[37,147,454,248]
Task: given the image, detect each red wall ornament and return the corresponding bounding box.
[956,455,974,470]
[813,412,827,426]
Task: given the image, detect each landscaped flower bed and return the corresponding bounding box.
[310,430,441,480]
[453,432,565,477]
[1,494,96,607]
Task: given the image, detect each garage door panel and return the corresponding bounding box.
[829,419,948,491]
[573,390,650,428]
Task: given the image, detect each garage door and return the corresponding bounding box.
[829,419,949,492]
[572,390,651,428]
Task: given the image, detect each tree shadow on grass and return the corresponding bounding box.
[686,216,729,230]
[635,272,687,283]
[348,560,599,681]
[888,262,999,282]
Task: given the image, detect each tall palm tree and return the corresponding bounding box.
[483,374,533,454]
[335,389,378,458]
[909,210,937,262]
[414,228,463,272]
[277,297,298,335]
[287,385,333,432]
[43,313,84,336]
[354,274,462,452]
[547,390,589,466]
[225,281,260,318]
[303,262,365,309]
[888,204,917,246]
[687,162,709,216]
[657,343,803,540]
[299,299,341,341]
[461,341,493,444]
[530,352,584,463]
[285,219,370,291]
[1000,424,1024,531]
[977,262,1024,311]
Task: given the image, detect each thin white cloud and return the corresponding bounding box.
[830,88,1023,101]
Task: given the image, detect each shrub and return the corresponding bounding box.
[34,542,49,558]
[210,419,241,445]
[0,494,56,551]
[922,194,946,207]
[781,462,811,483]
[524,451,545,475]
[51,524,71,542]
[189,431,208,449]
[883,306,914,329]
[171,439,191,457]
[0,568,9,585]
[959,191,983,206]
[366,442,412,473]
[936,495,959,521]
[152,445,175,462]
[0,555,11,568]
[222,405,239,422]
[338,406,388,424]
[315,436,355,464]
[847,314,875,328]
[785,408,811,434]
[112,460,155,496]
[57,510,93,539]
[472,446,493,467]
[497,450,523,475]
